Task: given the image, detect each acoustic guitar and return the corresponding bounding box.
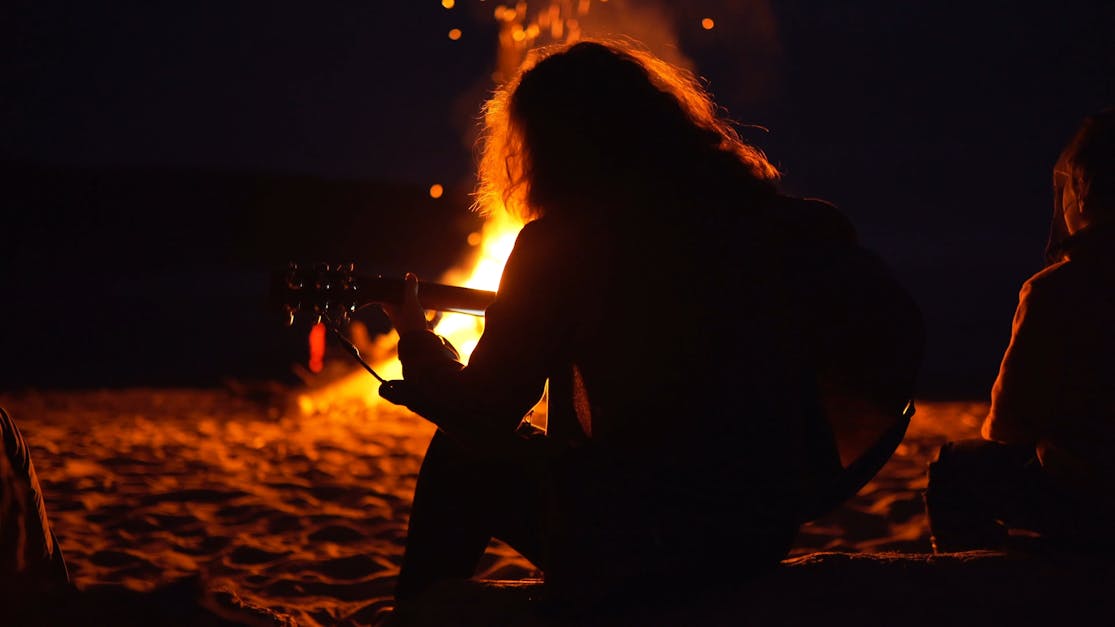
[275,261,917,524]
[276,261,496,326]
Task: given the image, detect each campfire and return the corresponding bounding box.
[294,1,664,418]
[291,209,524,416]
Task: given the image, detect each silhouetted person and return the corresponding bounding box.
[925,108,1115,553]
[0,407,72,619]
[0,406,248,625]
[380,39,923,614]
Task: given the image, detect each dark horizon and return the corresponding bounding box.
[2,1,1113,400]
[0,157,1044,401]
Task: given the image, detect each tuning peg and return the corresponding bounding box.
[286,262,304,290]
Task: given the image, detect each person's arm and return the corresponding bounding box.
[383,221,572,449]
[982,273,1064,445]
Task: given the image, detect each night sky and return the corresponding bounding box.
[2,1,1113,398]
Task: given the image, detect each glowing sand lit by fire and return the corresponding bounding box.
[0,388,983,625]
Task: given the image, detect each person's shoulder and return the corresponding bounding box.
[1026,259,1070,283]
[1027,252,1115,300]
[509,217,563,250]
[766,194,858,246]
[506,217,592,268]
[1018,259,1079,309]
[516,216,583,236]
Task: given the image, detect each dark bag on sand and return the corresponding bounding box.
[774,196,926,522]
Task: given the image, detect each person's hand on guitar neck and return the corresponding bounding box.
[382,272,430,337]
[378,272,428,408]
[378,273,463,411]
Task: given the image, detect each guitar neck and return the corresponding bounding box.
[353,275,496,316]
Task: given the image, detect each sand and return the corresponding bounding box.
[0,385,987,626]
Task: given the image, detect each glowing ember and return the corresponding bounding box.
[489,1,695,83]
[428,183,444,199]
[491,0,604,81]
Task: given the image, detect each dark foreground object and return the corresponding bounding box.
[387,549,1115,627]
[6,575,297,627]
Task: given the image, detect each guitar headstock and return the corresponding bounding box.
[278,261,359,326]
[273,261,494,326]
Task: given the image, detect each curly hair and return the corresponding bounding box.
[474,38,780,222]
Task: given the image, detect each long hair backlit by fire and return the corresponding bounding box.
[475,38,780,223]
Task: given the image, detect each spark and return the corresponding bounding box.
[429,183,444,199]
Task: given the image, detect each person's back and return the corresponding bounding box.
[984,222,1115,501]
[382,38,922,614]
[925,108,1115,551]
[521,183,858,599]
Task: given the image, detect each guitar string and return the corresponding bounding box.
[320,312,389,384]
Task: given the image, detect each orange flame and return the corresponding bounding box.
[295,207,524,414]
[296,0,643,416]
